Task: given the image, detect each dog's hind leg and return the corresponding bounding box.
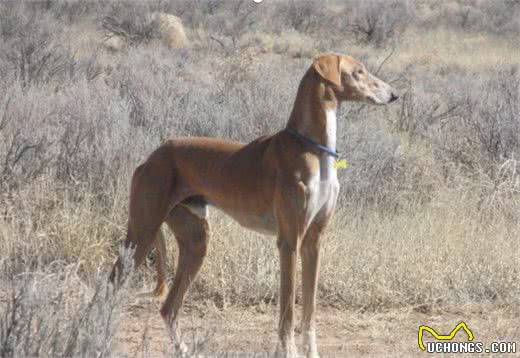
[159,202,210,352]
[135,227,169,299]
[109,147,180,289]
[152,228,168,297]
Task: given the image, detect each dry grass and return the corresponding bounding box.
[396,29,520,70]
[0,0,519,356]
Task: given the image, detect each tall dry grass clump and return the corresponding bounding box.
[0,247,134,357]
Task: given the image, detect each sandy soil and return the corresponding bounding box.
[114,298,520,357]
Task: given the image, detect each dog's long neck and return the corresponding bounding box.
[287,69,339,152]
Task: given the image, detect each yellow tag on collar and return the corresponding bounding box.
[334,159,348,169]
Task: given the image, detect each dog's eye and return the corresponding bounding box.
[357,69,364,75]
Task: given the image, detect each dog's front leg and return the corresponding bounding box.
[276,233,299,358]
[300,183,338,358]
[300,220,327,358]
[274,181,309,358]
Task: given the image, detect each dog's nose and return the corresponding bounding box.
[389,92,399,103]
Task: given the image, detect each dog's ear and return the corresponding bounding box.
[312,53,343,89]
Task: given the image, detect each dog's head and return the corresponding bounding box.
[312,52,398,105]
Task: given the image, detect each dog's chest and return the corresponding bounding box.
[305,158,339,225]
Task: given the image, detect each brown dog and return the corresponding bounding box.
[110,53,398,357]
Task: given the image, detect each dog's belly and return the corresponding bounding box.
[219,208,278,236]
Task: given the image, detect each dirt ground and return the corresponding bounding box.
[114,298,520,357]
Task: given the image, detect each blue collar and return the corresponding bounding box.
[285,127,340,158]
